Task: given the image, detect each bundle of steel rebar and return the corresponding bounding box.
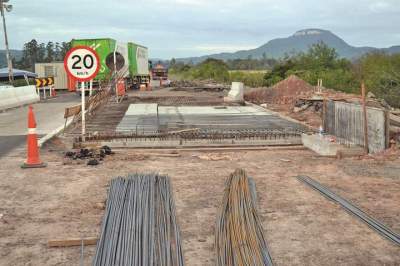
[93,173,185,266]
[297,175,400,245]
[215,169,273,266]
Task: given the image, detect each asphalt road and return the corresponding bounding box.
[0,135,27,157]
[0,93,80,157]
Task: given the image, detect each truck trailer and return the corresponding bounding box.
[151,63,169,81]
[70,38,150,90]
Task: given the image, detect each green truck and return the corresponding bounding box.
[70,38,150,89]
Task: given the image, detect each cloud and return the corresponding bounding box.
[369,2,390,12]
[173,0,204,6]
[368,0,400,12]
[4,0,400,58]
[179,44,258,53]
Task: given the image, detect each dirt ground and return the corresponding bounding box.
[0,141,399,265]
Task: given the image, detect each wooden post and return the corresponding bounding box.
[361,82,369,153]
[63,118,68,135]
[322,98,327,131]
[385,110,390,149]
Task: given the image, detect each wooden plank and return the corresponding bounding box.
[336,147,365,159]
[64,105,81,119]
[390,113,400,127]
[390,126,400,133]
[298,98,323,101]
[143,153,181,157]
[48,238,98,248]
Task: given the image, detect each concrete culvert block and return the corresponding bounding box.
[302,134,343,156]
[302,134,364,157]
[224,82,244,103]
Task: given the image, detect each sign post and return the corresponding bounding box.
[64,46,100,142]
[81,81,86,139]
[89,79,93,97]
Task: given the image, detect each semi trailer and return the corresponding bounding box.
[70,38,150,90]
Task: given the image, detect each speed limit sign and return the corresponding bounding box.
[64,46,100,81]
[64,46,100,142]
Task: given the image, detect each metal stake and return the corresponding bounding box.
[81,81,86,142]
[89,79,93,97]
[80,239,84,266]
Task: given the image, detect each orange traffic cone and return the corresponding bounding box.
[21,106,47,168]
[51,86,56,97]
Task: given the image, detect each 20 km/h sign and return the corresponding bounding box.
[64,46,100,82]
[64,46,100,142]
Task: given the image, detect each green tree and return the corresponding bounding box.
[358,52,400,107]
[297,42,338,70]
[15,40,71,70]
[190,58,230,82]
[45,42,55,62]
[264,59,296,86]
[264,42,357,92]
[54,42,62,61]
[18,39,39,71]
[37,43,46,62]
[60,42,71,59]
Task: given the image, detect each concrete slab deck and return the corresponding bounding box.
[117,103,305,133]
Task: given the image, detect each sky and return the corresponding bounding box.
[4,0,400,59]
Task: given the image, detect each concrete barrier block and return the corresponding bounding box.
[0,85,40,111]
[0,86,18,110]
[16,85,39,105]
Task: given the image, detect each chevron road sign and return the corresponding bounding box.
[35,77,54,88]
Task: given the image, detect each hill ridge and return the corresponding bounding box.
[177,29,400,64]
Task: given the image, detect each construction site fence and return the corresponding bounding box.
[64,87,113,120]
[323,100,390,153]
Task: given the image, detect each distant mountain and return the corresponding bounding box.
[178,29,400,64]
[0,49,23,68]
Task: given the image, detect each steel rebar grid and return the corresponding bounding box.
[215,169,274,266]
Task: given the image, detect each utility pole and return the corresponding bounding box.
[0,0,13,85]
